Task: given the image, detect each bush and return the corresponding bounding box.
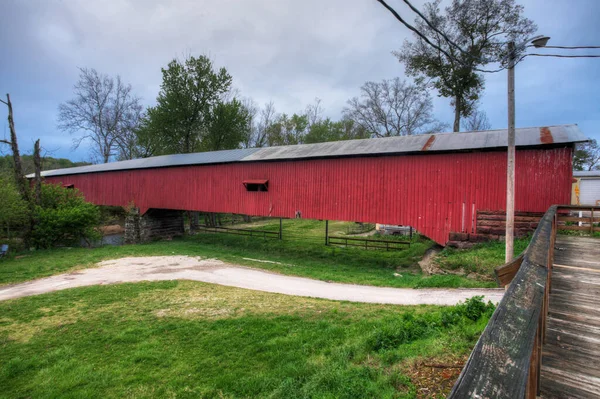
[367,296,495,351]
[30,184,100,248]
[0,177,29,239]
[455,295,496,321]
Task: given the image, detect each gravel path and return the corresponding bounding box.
[0,256,504,305]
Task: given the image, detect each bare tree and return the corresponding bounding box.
[240,97,259,148]
[305,97,324,128]
[115,106,145,160]
[462,108,491,131]
[1,94,37,242]
[0,94,30,203]
[58,68,143,163]
[343,78,446,137]
[254,101,277,147]
[33,139,42,205]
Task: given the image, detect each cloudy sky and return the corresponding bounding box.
[1,0,599,162]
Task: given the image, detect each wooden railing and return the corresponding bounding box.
[448,205,600,399]
[555,205,600,234]
[196,225,280,240]
[327,236,410,250]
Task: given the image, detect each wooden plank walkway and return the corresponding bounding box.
[541,235,600,399]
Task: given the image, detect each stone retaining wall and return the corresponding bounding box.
[125,208,185,244]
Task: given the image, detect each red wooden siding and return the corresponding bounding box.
[45,147,573,245]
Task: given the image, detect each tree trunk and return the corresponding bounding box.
[3,94,35,245]
[5,94,30,203]
[34,139,42,205]
[453,96,461,132]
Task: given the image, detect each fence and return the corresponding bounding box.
[449,205,600,398]
[555,206,600,234]
[327,236,410,251]
[196,225,280,240]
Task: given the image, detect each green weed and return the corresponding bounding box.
[0,281,491,398]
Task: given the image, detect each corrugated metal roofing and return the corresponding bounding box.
[36,148,261,178]
[36,124,586,177]
[574,171,600,178]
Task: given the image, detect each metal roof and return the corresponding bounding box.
[574,171,600,178]
[35,124,587,178]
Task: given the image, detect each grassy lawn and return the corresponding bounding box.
[0,222,495,289]
[434,237,531,279]
[0,281,494,398]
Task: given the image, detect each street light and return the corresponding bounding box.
[505,34,550,263]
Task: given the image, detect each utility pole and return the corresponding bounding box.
[506,42,516,262]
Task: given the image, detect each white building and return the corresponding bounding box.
[573,171,600,205]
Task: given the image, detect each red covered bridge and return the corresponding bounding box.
[38,125,586,245]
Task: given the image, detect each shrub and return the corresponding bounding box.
[0,177,29,239]
[457,295,496,321]
[367,297,496,351]
[30,184,100,248]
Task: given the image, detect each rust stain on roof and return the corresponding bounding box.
[540,127,554,144]
[421,135,436,151]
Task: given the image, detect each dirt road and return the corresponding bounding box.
[0,256,504,305]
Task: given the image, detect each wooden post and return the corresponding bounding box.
[325,220,329,246]
[591,208,594,235]
[506,41,516,263]
[526,325,540,399]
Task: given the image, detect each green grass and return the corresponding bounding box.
[0,281,493,398]
[435,237,531,279]
[0,225,494,288]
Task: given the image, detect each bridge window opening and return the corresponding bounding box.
[243,179,268,192]
[64,184,75,189]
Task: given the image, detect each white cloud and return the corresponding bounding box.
[0,0,598,160]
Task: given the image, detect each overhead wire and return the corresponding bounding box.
[376,0,521,73]
[527,53,600,58]
[399,0,466,54]
[543,45,600,50]
[375,0,456,63]
[377,0,600,75]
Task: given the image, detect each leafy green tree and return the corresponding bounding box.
[31,184,100,249]
[138,55,232,155]
[0,177,29,239]
[574,139,600,171]
[203,99,251,151]
[304,118,369,144]
[394,0,536,132]
[266,113,309,146]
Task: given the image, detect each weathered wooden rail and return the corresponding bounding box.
[327,236,410,250]
[448,205,600,399]
[196,225,281,239]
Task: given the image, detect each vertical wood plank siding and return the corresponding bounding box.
[45,147,573,245]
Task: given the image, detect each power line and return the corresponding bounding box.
[377,0,600,75]
[376,0,515,74]
[399,0,465,54]
[375,0,456,63]
[528,53,600,58]
[543,45,600,50]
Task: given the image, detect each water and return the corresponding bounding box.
[80,233,124,248]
